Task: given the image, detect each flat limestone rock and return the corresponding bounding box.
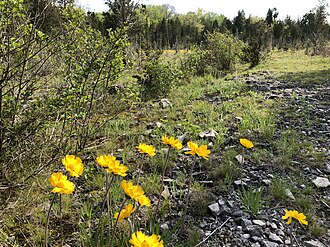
[312,177,330,188]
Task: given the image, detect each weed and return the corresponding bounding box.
[239,186,264,216]
[270,177,290,201]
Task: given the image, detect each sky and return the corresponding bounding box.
[77,0,329,20]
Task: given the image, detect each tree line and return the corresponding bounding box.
[84,0,330,55]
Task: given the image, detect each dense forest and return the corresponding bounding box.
[0,0,329,246]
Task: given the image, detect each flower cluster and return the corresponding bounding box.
[161,135,182,150]
[121,180,151,207]
[185,141,211,160]
[48,172,75,194]
[240,138,254,149]
[129,231,164,247]
[114,204,136,222]
[282,209,308,225]
[96,154,128,177]
[49,154,84,194]
[136,143,156,157]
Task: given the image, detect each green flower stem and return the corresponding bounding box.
[110,197,127,247]
[45,193,57,247]
[136,155,145,185]
[60,194,63,247]
[182,155,197,229]
[154,147,172,220]
[130,203,140,234]
[95,174,115,245]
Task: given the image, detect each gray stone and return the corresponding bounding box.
[325,163,330,174]
[313,177,330,188]
[261,240,278,247]
[275,229,285,237]
[160,223,169,231]
[268,233,283,244]
[262,179,272,185]
[208,202,220,216]
[235,154,244,165]
[218,198,226,206]
[304,240,326,247]
[234,180,247,186]
[253,220,266,227]
[243,234,251,239]
[219,204,231,214]
[199,129,218,138]
[245,225,261,237]
[159,98,172,108]
[232,210,244,217]
[269,222,277,229]
[251,243,261,247]
[285,189,295,200]
[241,218,253,227]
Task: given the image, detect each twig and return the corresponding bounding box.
[194,217,231,247]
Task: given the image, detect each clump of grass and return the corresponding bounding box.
[275,130,301,168]
[189,190,214,217]
[208,149,241,180]
[270,177,290,201]
[239,186,264,216]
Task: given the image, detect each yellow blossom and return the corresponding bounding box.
[282,209,308,225]
[114,204,136,222]
[129,231,164,247]
[48,172,75,194]
[121,180,150,206]
[62,155,84,177]
[162,135,182,150]
[96,155,116,168]
[121,180,144,200]
[136,143,156,157]
[240,138,254,149]
[136,194,151,207]
[185,141,211,160]
[106,160,129,177]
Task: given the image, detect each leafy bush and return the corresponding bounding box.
[139,50,184,100]
[182,32,245,77]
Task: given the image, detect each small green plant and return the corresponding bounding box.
[239,186,264,216]
[270,177,289,201]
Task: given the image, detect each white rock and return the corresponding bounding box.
[285,189,295,200]
[269,233,283,244]
[312,177,330,188]
[304,240,326,247]
[253,220,266,227]
[208,202,220,216]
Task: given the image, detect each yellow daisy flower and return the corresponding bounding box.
[62,155,84,177]
[136,143,156,157]
[161,135,182,150]
[48,172,75,194]
[282,209,308,225]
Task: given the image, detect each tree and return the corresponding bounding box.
[300,0,329,54]
[104,0,140,29]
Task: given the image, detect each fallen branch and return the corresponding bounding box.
[194,217,231,247]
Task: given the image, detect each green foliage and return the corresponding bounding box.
[242,19,271,67]
[239,186,264,216]
[139,50,184,100]
[183,32,245,77]
[270,177,289,201]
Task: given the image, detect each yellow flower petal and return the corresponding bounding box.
[240,138,254,148]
